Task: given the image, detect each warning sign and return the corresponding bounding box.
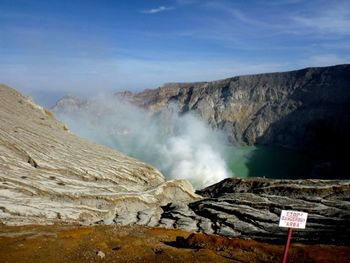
[279,210,308,229]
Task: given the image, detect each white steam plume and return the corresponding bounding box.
[55,94,232,188]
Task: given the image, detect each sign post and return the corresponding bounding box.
[279,210,308,263]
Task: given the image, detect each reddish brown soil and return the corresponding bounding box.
[0,224,348,263]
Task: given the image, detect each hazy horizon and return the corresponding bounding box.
[1,0,350,106]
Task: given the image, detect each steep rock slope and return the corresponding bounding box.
[0,84,199,225]
[119,65,350,149]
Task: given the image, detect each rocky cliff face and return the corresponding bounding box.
[53,66,350,180]
[113,64,350,179]
[0,84,199,225]
[118,65,350,149]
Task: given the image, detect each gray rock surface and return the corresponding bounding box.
[0,84,200,225]
[158,177,350,244]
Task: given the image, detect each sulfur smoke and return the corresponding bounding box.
[55,95,232,188]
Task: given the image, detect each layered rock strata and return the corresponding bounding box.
[0,84,199,225]
[155,177,350,244]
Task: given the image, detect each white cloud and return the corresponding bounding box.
[228,8,274,28]
[292,5,350,35]
[140,6,173,14]
[201,1,279,29]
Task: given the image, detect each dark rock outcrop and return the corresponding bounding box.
[156,177,350,245]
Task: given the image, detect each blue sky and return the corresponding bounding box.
[0,0,349,106]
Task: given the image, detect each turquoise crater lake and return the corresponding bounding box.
[224,146,316,179]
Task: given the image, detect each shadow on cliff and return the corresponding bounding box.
[245,109,350,179]
[243,64,350,179]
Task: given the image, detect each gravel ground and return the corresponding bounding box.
[0,224,349,263]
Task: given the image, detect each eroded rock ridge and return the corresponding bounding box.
[0,84,199,225]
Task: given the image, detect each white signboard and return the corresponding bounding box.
[279,210,308,229]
